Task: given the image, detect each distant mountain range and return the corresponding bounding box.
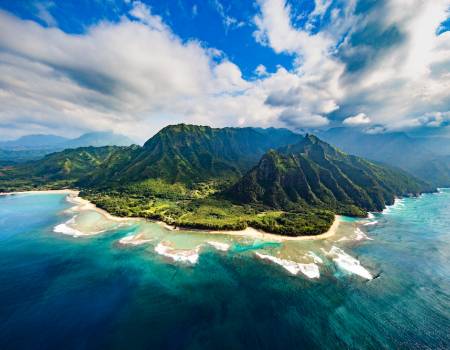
[0,124,433,237]
[0,132,134,163]
[318,128,450,187]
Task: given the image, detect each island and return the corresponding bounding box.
[0,124,433,237]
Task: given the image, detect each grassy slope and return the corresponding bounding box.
[0,146,125,191]
[0,126,433,237]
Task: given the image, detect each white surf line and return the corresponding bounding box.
[306,251,323,264]
[382,198,406,214]
[53,215,106,238]
[154,242,201,264]
[206,241,230,251]
[322,246,373,280]
[363,220,378,226]
[255,252,320,279]
[53,216,85,237]
[354,227,374,241]
[119,234,152,246]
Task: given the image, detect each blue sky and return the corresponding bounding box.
[0,0,449,141]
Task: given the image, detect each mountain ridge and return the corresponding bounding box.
[0,132,135,163]
[226,134,431,216]
[318,127,450,186]
[84,124,304,187]
[0,124,434,237]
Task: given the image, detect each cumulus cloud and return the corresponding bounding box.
[0,4,273,140]
[255,64,268,76]
[343,113,371,126]
[253,0,450,133]
[253,0,352,130]
[338,0,450,131]
[279,109,329,128]
[34,1,57,27]
[0,0,450,140]
[364,125,387,135]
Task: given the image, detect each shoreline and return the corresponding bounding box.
[161,215,342,242]
[1,189,340,241]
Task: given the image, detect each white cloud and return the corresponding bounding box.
[253,0,450,132]
[340,0,450,131]
[252,0,352,129]
[255,64,268,76]
[1,0,450,140]
[211,0,244,30]
[128,1,166,31]
[364,125,386,135]
[343,113,371,126]
[34,1,57,27]
[279,109,329,128]
[0,6,271,141]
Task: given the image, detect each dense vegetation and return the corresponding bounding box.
[0,146,124,192]
[319,127,450,187]
[81,185,334,236]
[227,135,432,216]
[0,124,434,236]
[82,124,303,187]
[0,132,134,163]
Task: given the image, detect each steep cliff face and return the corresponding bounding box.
[227,135,432,215]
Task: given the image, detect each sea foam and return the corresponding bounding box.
[53,216,85,237]
[53,215,106,237]
[207,241,230,251]
[354,227,374,241]
[255,253,320,278]
[324,246,373,280]
[119,234,152,246]
[363,220,378,226]
[306,251,323,264]
[154,242,201,264]
[382,198,405,214]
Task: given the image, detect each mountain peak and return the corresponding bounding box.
[227,134,430,214]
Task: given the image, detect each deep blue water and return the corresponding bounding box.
[0,192,449,349]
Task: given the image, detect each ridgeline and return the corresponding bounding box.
[0,124,433,236]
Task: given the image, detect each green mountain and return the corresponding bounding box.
[227,135,431,216]
[0,146,124,191]
[319,127,450,186]
[0,132,135,163]
[0,125,435,237]
[83,124,303,187]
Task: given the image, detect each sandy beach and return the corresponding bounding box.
[2,189,340,241]
[203,215,341,242]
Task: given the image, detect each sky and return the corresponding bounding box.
[0,0,449,142]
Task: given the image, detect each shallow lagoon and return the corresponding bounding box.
[0,191,449,349]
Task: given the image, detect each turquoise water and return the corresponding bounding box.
[0,191,449,349]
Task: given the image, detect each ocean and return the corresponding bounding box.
[0,190,449,349]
